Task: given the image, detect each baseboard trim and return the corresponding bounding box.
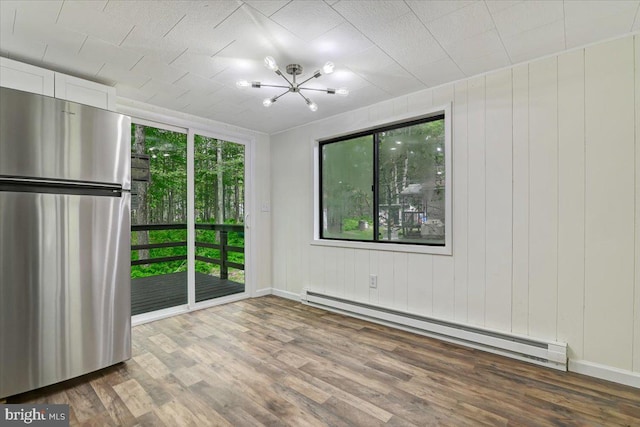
[272,288,300,301]
[253,287,273,298]
[569,359,640,389]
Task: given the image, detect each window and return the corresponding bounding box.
[319,112,449,248]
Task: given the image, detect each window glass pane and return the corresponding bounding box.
[321,135,374,241]
[194,135,245,303]
[130,124,188,315]
[378,118,445,245]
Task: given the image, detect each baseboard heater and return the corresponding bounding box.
[301,290,567,371]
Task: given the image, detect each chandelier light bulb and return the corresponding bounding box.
[307,100,318,112]
[335,87,349,96]
[236,80,250,88]
[264,56,279,71]
[322,61,334,74]
[263,97,274,107]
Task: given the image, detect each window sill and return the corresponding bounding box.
[310,238,452,255]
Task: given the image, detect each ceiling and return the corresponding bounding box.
[1,1,639,134]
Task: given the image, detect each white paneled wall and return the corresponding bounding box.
[270,35,640,375]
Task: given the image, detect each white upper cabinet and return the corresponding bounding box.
[0,57,54,96]
[0,57,115,110]
[54,73,115,111]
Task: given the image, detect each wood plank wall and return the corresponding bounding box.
[270,35,640,375]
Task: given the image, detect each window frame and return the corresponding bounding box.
[313,104,452,255]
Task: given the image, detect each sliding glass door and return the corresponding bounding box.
[130,121,250,319]
[193,133,246,304]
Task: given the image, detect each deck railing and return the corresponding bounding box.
[131,223,244,279]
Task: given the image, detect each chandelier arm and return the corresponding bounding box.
[297,73,320,87]
[258,84,290,89]
[275,70,294,88]
[298,92,312,103]
[298,87,332,93]
[272,89,291,101]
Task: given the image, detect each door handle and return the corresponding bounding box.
[245,213,250,229]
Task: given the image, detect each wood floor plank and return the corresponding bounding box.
[6,295,639,426]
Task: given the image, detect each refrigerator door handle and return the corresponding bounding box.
[0,176,123,197]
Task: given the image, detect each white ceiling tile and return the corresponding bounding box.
[173,72,224,94]
[359,13,448,72]
[502,19,565,64]
[8,0,62,26]
[426,2,495,47]
[414,56,466,86]
[119,27,186,64]
[1,35,47,64]
[406,0,475,23]
[170,51,228,79]
[131,56,185,84]
[42,46,104,78]
[103,1,185,39]
[444,29,510,75]
[79,37,142,70]
[271,1,344,41]
[564,0,638,48]
[454,46,511,76]
[148,91,191,111]
[485,1,522,15]
[355,61,423,94]
[332,0,411,29]
[163,16,236,58]
[343,46,395,75]
[139,79,188,100]
[309,23,374,61]
[244,1,290,17]
[163,1,240,29]
[115,83,149,102]
[97,62,151,88]
[57,0,134,46]
[491,1,564,38]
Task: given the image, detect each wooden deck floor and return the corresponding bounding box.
[7,296,640,426]
[131,272,244,315]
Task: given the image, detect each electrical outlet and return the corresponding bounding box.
[369,274,377,288]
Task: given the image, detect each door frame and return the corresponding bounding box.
[123,106,256,326]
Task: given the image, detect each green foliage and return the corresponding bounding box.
[131,124,246,283]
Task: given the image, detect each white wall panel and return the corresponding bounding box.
[584,37,635,370]
[270,34,640,381]
[354,250,371,303]
[635,35,640,373]
[407,253,433,316]
[432,84,456,320]
[453,81,469,323]
[528,56,558,341]
[343,249,356,300]
[466,76,487,327]
[308,245,325,293]
[557,49,586,360]
[323,248,339,296]
[484,69,513,330]
[377,251,395,308]
[392,252,409,311]
[511,64,530,335]
[369,251,379,304]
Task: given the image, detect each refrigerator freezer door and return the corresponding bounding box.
[0,87,131,190]
[0,190,131,398]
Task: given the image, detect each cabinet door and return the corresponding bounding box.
[0,57,54,96]
[54,72,116,110]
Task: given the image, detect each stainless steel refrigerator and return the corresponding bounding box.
[0,87,131,398]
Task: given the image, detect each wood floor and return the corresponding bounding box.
[7,296,640,426]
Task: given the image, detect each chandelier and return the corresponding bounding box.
[236,56,348,112]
